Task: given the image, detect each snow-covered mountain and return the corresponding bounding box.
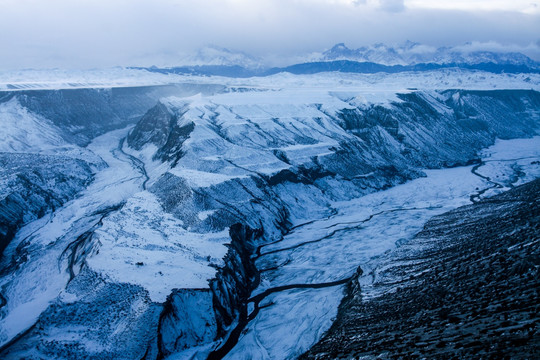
[1,42,538,83]
[175,45,262,68]
[318,41,539,67]
[166,42,539,69]
[0,70,539,359]
[140,41,540,77]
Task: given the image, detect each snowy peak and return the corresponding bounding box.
[319,42,539,67]
[176,45,262,68]
[142,41,539,77]
[178,42,538,68]
[322,43,404,65]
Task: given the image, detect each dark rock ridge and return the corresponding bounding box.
[301,178,540,359]
[138,61,540,78]
[157,223,263,359]
[127,102,195,165]
[209,224,262,339]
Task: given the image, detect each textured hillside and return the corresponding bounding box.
[302,179,540,359]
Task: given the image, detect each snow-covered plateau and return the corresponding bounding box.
[1,66,539,91]
[0,69,539,359]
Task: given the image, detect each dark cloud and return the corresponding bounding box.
[0,0,538,69]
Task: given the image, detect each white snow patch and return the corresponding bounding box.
[0,126,146,347]
[169,168,248,188]
[87,191,229,302]
[0,98,66,153]
[198,210,215,221]
[1,68,538,92]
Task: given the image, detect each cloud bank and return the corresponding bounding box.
[0,0,538,69]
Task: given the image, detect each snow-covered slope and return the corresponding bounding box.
[0,83,228,263]
[0,73,539,359]
[302,173,540,359]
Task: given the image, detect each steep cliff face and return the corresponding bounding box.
[209,224,262,337]
[158,289,217,358]
[337,90,540,169]
[127,102,195,165]
[157,224,263,359]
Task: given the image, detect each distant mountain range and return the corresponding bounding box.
[318,41,538,67]
[135,42,540,78]
[173,45,262,68]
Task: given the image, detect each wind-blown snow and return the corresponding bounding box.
[0,98,65,152]
[168,168,249,188]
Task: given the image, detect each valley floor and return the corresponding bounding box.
[224,137,540,359]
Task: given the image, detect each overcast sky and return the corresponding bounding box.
[0,0,539,69]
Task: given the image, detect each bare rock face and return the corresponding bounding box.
[301,179,540,360]
[127,102,176,150]
[127,102,195,165]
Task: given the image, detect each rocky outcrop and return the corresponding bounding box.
[127,102,195,165]
[301,179,540,359]
[157,289,217,358]
[210,224,262,336]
